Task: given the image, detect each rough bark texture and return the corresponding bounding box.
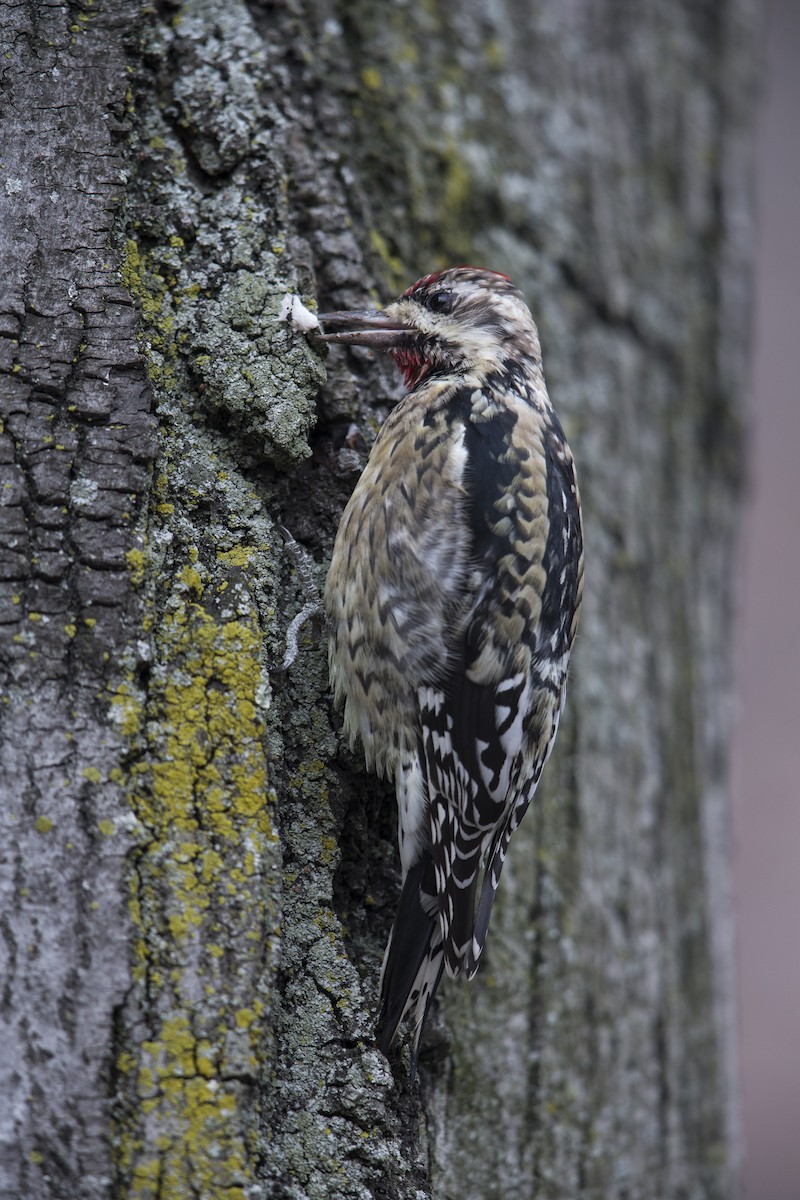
[0,1,756,1198]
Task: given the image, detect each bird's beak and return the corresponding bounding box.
[312,310,409,349]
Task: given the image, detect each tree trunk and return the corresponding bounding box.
[0,1,757,1198]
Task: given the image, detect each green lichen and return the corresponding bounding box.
[122,210,322,469]
[440,139,473,230]
[368,229,408,297]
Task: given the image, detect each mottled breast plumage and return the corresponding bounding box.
[324,379,473,777]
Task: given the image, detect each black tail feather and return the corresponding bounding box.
[466,778,539,976]
[466,848,503,978]
[377,851,445,1075]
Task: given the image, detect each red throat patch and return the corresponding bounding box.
[391,347,431,388]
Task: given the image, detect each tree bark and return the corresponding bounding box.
[0,1,757,1198]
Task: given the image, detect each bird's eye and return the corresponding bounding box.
[426,290,456,315]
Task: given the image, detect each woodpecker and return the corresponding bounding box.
[317,267,584,1073]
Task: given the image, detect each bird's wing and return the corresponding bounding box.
[419,383,583,976]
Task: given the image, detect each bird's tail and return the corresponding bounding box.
[463,822,510,978]
[376,851,445,1078]
[462,760,544,976]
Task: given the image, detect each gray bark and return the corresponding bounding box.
[0,1,756,1198]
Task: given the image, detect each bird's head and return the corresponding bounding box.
[315,267,541,388]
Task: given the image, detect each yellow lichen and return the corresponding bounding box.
[126,548,146,586]
[111,682,143,739]
[361,66,382,91]
[216,545,254,568]
[120,237,180,391]
[114,595,273,1197]
[177,564,203,596]
[320,835,338,866]
[484,37,505,69]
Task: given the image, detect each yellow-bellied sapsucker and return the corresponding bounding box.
[317,267,584,1072]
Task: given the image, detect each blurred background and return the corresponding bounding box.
[734,2,800,1199]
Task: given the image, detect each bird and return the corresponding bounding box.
[316,267,584,1074]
